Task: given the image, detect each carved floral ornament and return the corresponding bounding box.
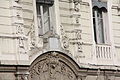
[29,52,79,80]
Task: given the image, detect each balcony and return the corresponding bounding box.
[96,44,112,59]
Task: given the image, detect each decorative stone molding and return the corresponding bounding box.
[66,29,83,52]
[75,29,82,40]
[99,0,108,2]
[11,0,28,54]
[60,25,83,61]
[16,24,24,34]
[72,0,81,24]
[72,13,81,24]
[18,37,27,54]
[77,75,86,80]
[118,1,120,16]
[73,0,81,12]
[27,23,36,51]
[15,72,29,80]
[29,52,77,80]
[60,25,70,50]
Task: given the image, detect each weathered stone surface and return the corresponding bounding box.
[29,52,77,80]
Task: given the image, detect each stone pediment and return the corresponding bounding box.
[29,51,80,80]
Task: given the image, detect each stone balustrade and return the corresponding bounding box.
[96,44,112,59]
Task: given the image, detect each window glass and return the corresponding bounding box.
[43,5,50,34]
[36,3,51,35]
[93,8,105,44]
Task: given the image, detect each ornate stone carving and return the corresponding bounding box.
[77,42,82,52]
[60,25,83,56]
[16,24,24,34]
[18,37,27,54]
[75,30,82,40]
[72,0,81,24]
[15,73,29,80]
[29,24,36,47]
[60,25,70,49]
[11,0,28,54]
[29,53,77,80]
[75,30,82,52]
[118,1,120,16]
[62,36,69,49]
[73,0,80,12]
[78,75,86,80]
[26,22,36,52]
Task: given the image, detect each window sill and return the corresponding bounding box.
[95,43,111,46]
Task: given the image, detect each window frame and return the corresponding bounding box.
[93,7,105,44]
[35,0,54,36]
[92,0,110,45]
[36,3,51,36]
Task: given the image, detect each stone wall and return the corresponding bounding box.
[0,0,120,77]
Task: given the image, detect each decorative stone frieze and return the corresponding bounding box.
[29,52,77,80]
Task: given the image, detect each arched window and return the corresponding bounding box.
[92,0,109,44]
[36,0,54,35]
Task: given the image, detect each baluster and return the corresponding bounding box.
[101,46,103,58]
[109,47,111,59]
[96,46,98,58]
[106,47,108,59]
[98,46,100,58]
[103,47,105,58]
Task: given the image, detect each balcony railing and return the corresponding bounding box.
[96,44,112,59]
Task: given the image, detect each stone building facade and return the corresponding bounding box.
[0,0,120,80]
